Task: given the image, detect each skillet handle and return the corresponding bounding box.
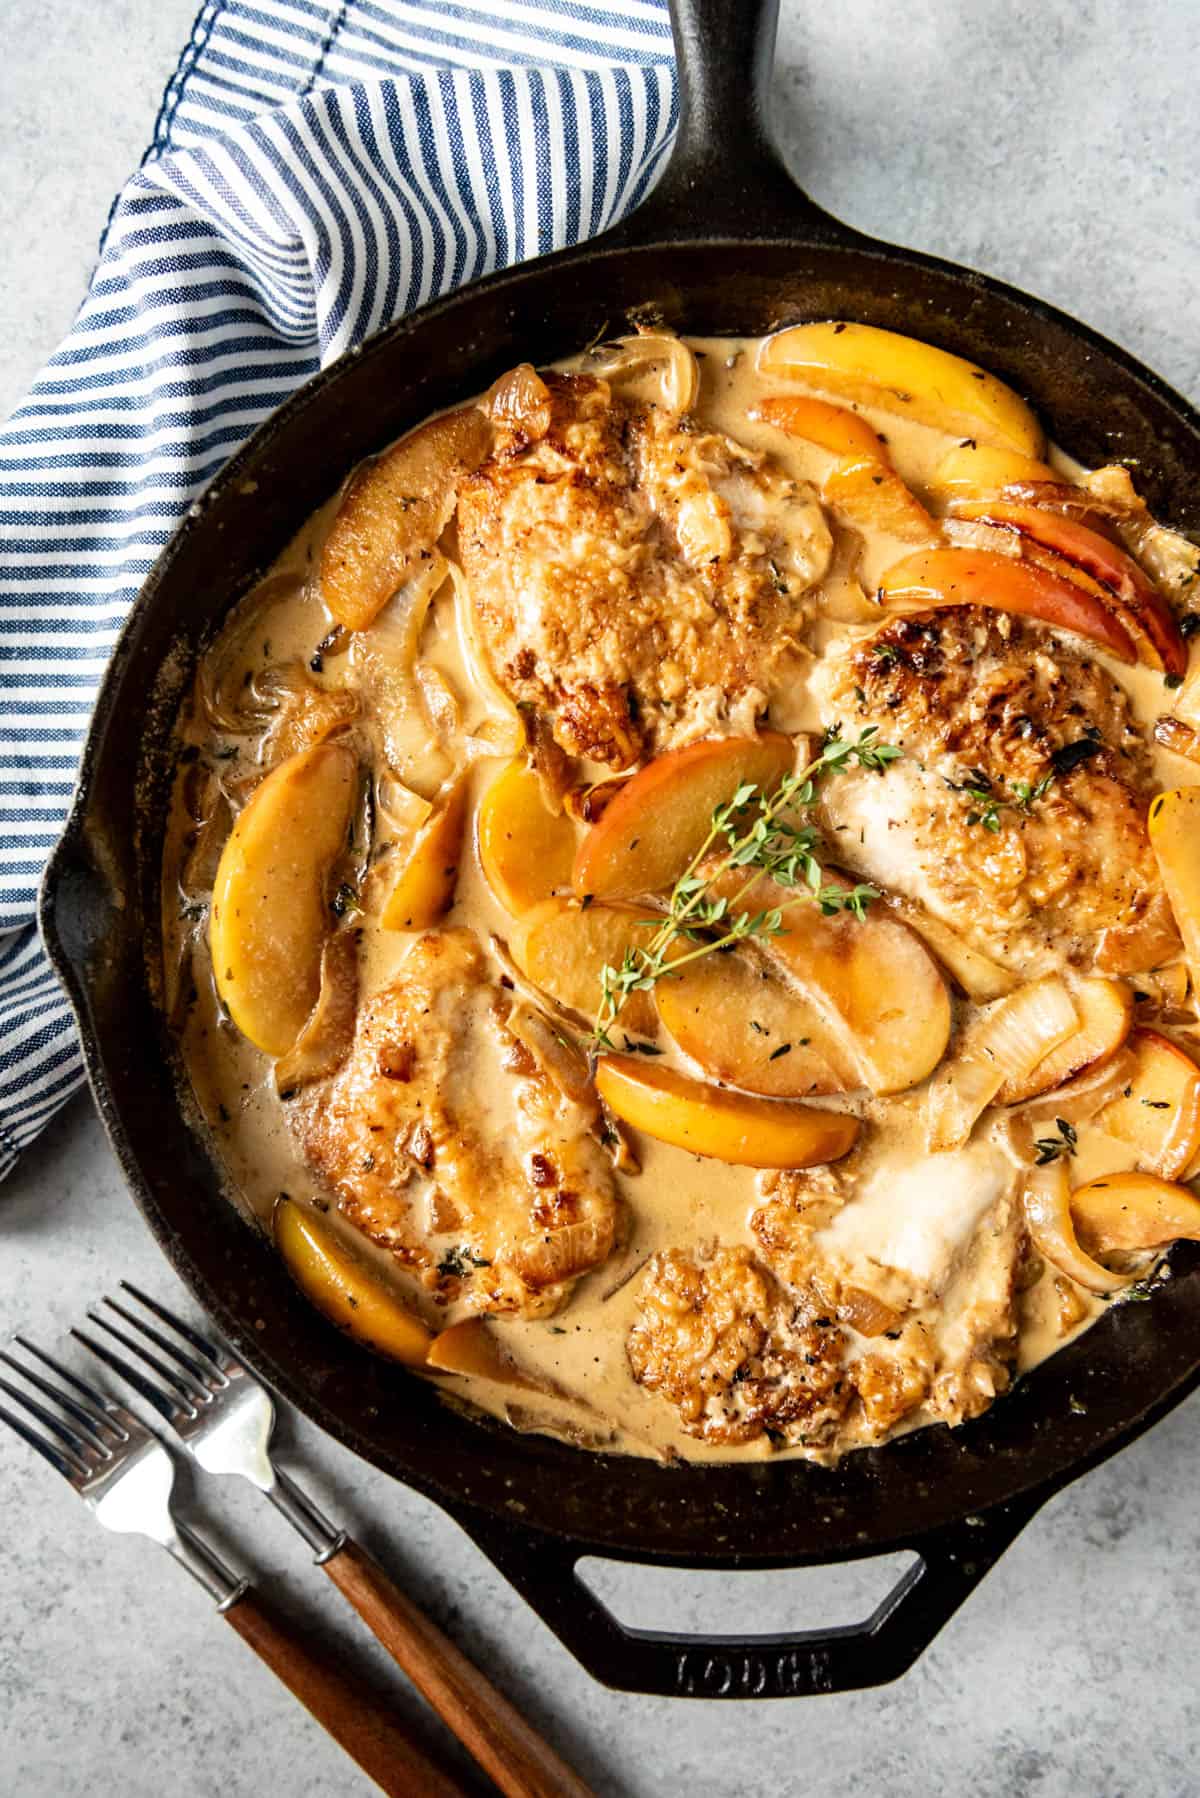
[450,1494,1043,1699]
[613,0,859,246]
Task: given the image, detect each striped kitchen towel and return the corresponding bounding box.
[0,0,677,1178]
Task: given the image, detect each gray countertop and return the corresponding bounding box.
[2,4,1199,1794]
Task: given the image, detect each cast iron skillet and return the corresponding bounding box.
[40,0,1200,1700]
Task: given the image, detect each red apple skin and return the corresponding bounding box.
[572,733,796,900]
[877,548,1137,664]
[949,501,1187,676]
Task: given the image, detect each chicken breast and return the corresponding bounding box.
[816,607,1177,975]
[292,928,619,1320]
[457,371,832,769]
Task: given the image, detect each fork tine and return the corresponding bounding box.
[101,1296,215,1392]
[0,1371,100,1469]
[0,1397,88,1481]
[0,1347,116,1451]
[71,1327,180,1424]
[13,1335,129,1433]
[84,1311,201,1411]
[118,1282,228,1370]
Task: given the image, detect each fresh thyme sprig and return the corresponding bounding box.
[590,727,901,1050]
[949,768,1055,833]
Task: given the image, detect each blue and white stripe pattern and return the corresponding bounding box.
[0,0,676,1177]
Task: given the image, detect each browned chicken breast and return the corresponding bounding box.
[627,1246,853,1449]
[292,928,619,1319]
[456,371,832,769]
[816,608,1177,975]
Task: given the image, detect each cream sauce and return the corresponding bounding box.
[163,332,1200,1465]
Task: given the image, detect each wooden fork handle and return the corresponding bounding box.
[322,1537,595,1798]
[224,1584,470,1798]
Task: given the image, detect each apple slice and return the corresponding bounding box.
[274,1197,432,1366]
[655,946,855,1096]
[753,394,937,543]
[211,741,357,1056]
[948,501,1187,675]
[878,547,1136,663]
[1096,1028,1200,1179]
[1071,1170,1200,1256]
[321,405,492,630]
[929,443,1059,501]
[996,978,1133,1105]
[1149,787,1200,998]
[706,868,951,1096]
[426,1318,542,1390]
[380,772,470,932]
[477,758,577,918]
[513,897,660,1038]
[757,322,1045,456]
[572,733,795,901]
[594,1054,859,1168]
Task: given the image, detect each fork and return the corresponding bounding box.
[0,1336,469,1798]
[77,1283,594,1798]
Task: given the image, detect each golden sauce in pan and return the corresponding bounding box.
[164,331,1200,1464]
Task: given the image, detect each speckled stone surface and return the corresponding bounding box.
[2,4,1199,1794]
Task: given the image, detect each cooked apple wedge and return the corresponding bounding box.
[1071,1170,1200,1256]
[1149,786,1200,997]
[477,757,577,917]
[928,443,1058,501]
[211,741,357,1056]
[1096,1028,1200,1179]
[513,896,660,1038]
[947,501,1187,675]
[996,978,1133,1105]
[594,1054,859,1168]
[380,772,469,932]
[321,406,492,631]
[426,1318,542,1390]
[752,394,937,543]
[572,733,795,901]
[758,322,1045,456]
[705,868,951,1095]
[878,547,1136,663]
[274,1197,432,1365]
[655,946,855,1097]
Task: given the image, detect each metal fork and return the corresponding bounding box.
[0,1335,467,1798]
[78,1283,593,1798]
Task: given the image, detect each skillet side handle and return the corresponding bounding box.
[448,1494,1043,1699]
[614,0,856,246]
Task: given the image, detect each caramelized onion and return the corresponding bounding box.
[887,898,1019,1003]
[484,363,552,439]
[587,332,699,414]
[447,560,524,756]
[926,977,1078,1151]
[350,555,453,796]
[1023,1161,1132,1295]
[273,928,359,1093]
[1154,715,1200,766]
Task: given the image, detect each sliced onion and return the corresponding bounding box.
[273,930,359,1093]
[587,333,699,415]
[350,554,452,797]
[926,977,1078,1151]
[197,572,305,732]
[506,1002,596,1112]
[415,661,463,744]
[1167,659,1200,733]
[1023,1161,1132,1295]
[888,898,1019,1003]
[485,363,552,439]
[447,559,524,756]
[1154,715,1200,765]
